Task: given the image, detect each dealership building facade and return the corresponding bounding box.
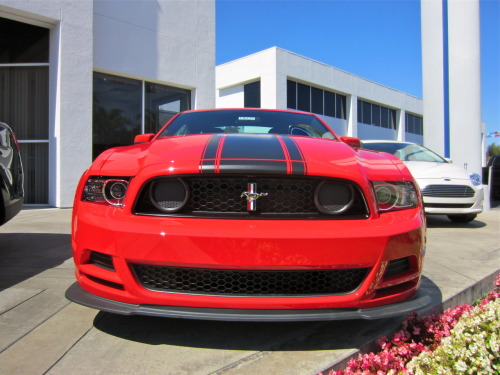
[0,0,481,208]
[216,47,423,145]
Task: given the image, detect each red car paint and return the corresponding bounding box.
[67,109,427,321]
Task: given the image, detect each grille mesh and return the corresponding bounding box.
[131,264,369,296]
[134,176,368,218]
[421,185,475,198]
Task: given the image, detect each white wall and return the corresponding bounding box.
[94,0,215,110]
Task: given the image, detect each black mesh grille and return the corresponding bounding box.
[421,185,475,198]
[131,264,369,296]
[134,176,368,219]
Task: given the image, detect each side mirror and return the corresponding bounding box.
[134,133,155,144]
[340,136,361,148]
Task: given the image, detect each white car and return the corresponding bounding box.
[361,141,483,223]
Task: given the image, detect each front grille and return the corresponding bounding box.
[425,203,474,209]
[134,176,368,219]
[421,185,475,198]
[131,264,369,296]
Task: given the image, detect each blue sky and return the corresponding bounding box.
[216,0,500,147]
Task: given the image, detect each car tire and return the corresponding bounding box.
[447,214,477,223]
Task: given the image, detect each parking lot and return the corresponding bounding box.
[0,207,499,375]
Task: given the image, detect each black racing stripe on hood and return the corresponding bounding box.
[221,134,285,160]
[200,134,306,175]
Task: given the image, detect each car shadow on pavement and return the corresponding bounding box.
[92,275,442,352]
[0,233,72,289]
[425,215,487,229]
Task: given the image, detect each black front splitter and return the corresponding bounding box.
[65,282,431,322]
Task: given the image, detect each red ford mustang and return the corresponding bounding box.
[66,108,429,321]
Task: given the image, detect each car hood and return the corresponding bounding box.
[404,161,470,180]
[94,134,408,183]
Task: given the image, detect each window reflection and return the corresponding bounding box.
[93,73,142,159]
[93,73,191,159]
[145,82,190,133]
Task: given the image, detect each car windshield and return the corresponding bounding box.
[362,142,447,163]
[157,110,336,139]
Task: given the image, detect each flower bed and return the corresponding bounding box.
[321,273,500,375]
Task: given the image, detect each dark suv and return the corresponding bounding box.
[487,155,500,200]
[0,122,23,225]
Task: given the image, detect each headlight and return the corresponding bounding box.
[372,181,418,212]
[149,178,189,213]
[82,177,130,207]
[469,173,481,186]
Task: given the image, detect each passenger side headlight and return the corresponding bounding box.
[82,177,130,207]
[372,181,418,212]
[469,173,481,186]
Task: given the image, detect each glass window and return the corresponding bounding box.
[159,109,335,139]
[357,100,363,123]
[146,83,190,133]
[362,101,371,125]
[381,106,389,128]
[311,87,323,115]
[325,91,336,117]
[244,81,261,108]
[405,113,423,135]
[297,83,310,112]
[287,80,297,109]
[0,18,49,63]
[93,73,142,159]
[0,66,49,139]
[372,104,381,126]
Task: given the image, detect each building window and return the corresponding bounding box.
[0,18,49,204]
[244,81,261,108]
[93,72,191,159]
[0,18,49,63]
[297,83,311,112]
[406,113,423,135]
[287,80,346,120]
[145,82,190,133]
[358,99,396,130]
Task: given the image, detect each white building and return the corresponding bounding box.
[216,47,423,145]
[0,0,215,207]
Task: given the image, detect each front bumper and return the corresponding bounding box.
[420,181,484,215]
[71,203,425,311]
[66,282,431,321]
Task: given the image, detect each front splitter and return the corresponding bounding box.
[66,282,431,322]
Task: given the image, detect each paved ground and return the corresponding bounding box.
[0,206,498,375]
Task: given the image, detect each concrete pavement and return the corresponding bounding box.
[0,206,498,375]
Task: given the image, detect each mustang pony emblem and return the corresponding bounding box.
[241,183,268,211]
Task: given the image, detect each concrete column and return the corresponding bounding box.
[49,1,93,207]
[346,95,357,137]
[448,0,481,174]
[396,109,405,141]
